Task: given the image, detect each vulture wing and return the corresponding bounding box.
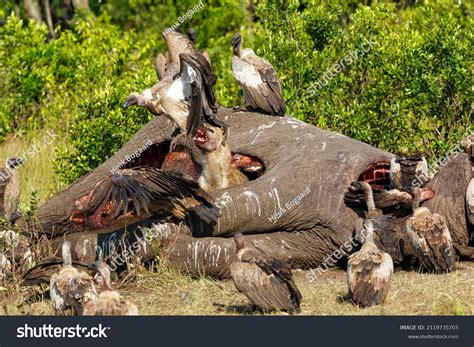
[232,52,285,116]
[86,167,219,225]
[406,214,454,272]
[22,257,89,286]
[155,53,168,80]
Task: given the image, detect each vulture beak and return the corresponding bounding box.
[123,100,132,109]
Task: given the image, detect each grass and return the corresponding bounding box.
[0,135,473,316]
[1,263,473,316]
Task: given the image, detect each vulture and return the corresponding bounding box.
[350,181,402,262]
[460,133,473,157]
[231,32,285,116]
[186,28,211,66]
[230,232,302,313]
[125,52,225,144]
[405,206,454,273]
[193,123,248,191]
[467,178,474,225]
[0,229,33,279]
[345,181,435,211]
[49,241,97,315]
[390,154,429,190]
[127,28,219,124]
[22,256,89,286]
[347,219,393,307]
[83,260,139,315]
[0,157,22,224]
[69,166,220,231]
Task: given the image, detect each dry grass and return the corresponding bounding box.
[0,130,67,209]
[1,262,472,316]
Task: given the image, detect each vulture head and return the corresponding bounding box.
[231,33,243,56]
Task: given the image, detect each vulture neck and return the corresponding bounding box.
[363,186,376,212]
[233,43,242,58]
[62,242,72,267]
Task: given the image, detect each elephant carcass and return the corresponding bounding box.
[34,110,391,271]
[34,109,471,277]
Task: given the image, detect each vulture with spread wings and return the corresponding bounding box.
[69,167,219,232]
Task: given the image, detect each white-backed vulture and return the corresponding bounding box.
[405,206,454,272]
[230,233,302,313]
[49,241,97,315]
[347,219,393,307]
[0,157,22,224]
[231,33,285,116]
[83,261,138,315]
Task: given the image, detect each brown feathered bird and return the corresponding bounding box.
[49,241,97,315]
[347,219,393,307]
[231,33,285,116]
[83,260,138,315]
[390,155,429,190]
[467,178,474,225]
[0,229,33,280]
[69,166,220,231]
[350,181,402,263]
[22,256,89,286]
[405,206,454,273]
[230,233,302,313]
[0,157,22,224]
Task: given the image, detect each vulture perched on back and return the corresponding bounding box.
[49,241,97,315]
[230,233,302,313]
[83,260,139,315]
[231,33,285,116]
[347,219,393,307]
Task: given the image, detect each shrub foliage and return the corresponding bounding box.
[0,0,472,185]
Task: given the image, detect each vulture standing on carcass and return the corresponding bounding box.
[347,219,394,307]
[405,200,454,273]
[83,261,138,315]
[49,241,97,315]
[349,181,402,262]
[186,28,211,66]
[126,28,220,126]
[69,166,220,232]
[0,157,22,224]
[230,232,302,313]
[231,32,286,116]
[390,155,429,189]
[193,123,248,191]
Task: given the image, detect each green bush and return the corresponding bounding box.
[253,0,473,157]
[0,0,472,186]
